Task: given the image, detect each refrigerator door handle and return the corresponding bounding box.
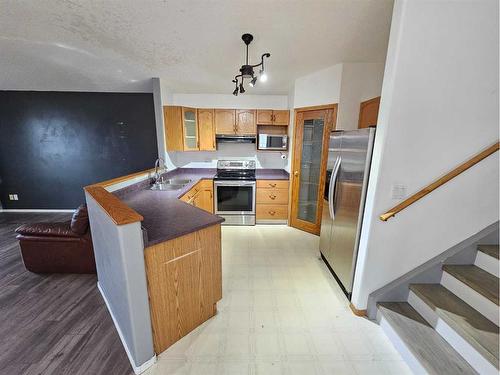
[329,157,341,220]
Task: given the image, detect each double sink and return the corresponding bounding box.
[150,178,192,191]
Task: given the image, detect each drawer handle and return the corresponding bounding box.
[269,183,276,187]
[269,195,276,200]
[269,210,276,215]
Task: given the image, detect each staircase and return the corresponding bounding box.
[377,245,499,375]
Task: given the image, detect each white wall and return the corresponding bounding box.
[351,0,499,309]
[337,63,385,130]
[163,92,290,169]
[293,64,343,109]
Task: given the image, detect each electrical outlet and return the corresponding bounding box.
[391,184,407,200]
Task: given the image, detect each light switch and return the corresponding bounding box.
[391,184,407,200]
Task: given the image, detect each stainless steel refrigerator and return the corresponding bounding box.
[319,128,375,298]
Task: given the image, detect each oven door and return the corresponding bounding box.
[214,180,256,216]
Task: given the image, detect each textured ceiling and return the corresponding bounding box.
[0,0,393,94]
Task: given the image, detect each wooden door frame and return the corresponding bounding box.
[289,104,338,235]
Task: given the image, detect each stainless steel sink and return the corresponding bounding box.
[150,178,191,191]
[162,178,192,185]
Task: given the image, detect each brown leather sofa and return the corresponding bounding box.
[15,204,96,274]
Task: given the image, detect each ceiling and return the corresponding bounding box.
[0,0,393,95]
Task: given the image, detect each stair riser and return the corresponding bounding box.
[377,310,429,375]
[408,291,498,375]
[475,251,499,277]
[441,271,499,325]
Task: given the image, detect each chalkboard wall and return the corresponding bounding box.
[0,91,158,209]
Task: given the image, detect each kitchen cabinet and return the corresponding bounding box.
[256,109,289,126]
[197,109,216,151]
[180,179,214,213]
[256,179,289,223]
[215,109,236,135]
[235,109,256,135]
[358,96,380,129]
[163,106,184,151]
[182,107,198,150]
[144,224,221,354]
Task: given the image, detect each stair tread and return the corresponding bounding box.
[410,283,499,368]
[442,265,499,305]
[478,245,499,260]
[378,302,477,375]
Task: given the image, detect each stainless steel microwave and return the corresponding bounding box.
[257,134,288,151]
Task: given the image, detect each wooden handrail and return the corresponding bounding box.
[380,141,499,221]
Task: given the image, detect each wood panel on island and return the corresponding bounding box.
[163,106,289,152]
[256,179,289,223]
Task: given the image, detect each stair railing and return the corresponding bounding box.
[380,141,500,221]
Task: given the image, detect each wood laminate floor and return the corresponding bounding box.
[0,212,132,375]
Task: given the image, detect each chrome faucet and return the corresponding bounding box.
[154,157,165,184]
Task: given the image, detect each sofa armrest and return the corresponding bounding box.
[15,222,80,238]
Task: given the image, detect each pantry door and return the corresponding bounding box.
[289,105,337,235]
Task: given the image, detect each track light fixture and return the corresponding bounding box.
[231,33,270,95]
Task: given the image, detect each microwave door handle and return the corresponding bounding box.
[329,157,341,220]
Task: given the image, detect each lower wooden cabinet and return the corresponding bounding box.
[256,179,289,223]
[180,179,214,213]
[144,224,222,354]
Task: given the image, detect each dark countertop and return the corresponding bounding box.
[255,169,290,180]
[113,168,288,247]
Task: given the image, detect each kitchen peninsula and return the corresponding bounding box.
[83,166,289,372]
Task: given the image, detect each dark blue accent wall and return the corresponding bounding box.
[0,91,158,209]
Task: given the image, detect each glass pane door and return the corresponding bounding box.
[297,118,324,223]
[183,108,198,150]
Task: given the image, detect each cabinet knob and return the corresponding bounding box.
[269,211,276,215]
[269,195,276,200]
[269,183,276,187]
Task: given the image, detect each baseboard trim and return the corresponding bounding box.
[0,209,75,213]
[349,302,367,317]
[97,282,156,374]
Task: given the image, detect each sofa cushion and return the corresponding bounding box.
[70,204,89,235]
[15,222,79,238]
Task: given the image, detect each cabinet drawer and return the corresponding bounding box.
[256,188,289,204]
[256,179,289,190]
[256,204,288,220]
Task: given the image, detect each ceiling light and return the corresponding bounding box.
[259,70,268,82]
[231,34,270,95]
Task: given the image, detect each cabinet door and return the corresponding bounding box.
[215,109,236,135]
[199,188,213,213]
[358,96,380,129]
[164,106,184,151]
[235,109,256,135]
[182,107,199,150]
[256,110,273,125]
[272,110,290,126]
[198,109,215,151]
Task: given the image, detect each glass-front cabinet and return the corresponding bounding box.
[182,107,198,150]
[290,106,337,235]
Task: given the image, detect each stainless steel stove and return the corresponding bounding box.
[214,160,256,225]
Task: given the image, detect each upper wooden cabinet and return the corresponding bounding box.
[256,110,273,125]
[182,107,198,151]
[235,109,256,135]
[197,109,215,151]
[164,106,184,151]
[256,109,289,126]
[358,96,380,129]
[214,109,236,135]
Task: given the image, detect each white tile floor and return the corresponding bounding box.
[144,225,411,375]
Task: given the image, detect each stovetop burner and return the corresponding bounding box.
[214,160,256,181]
